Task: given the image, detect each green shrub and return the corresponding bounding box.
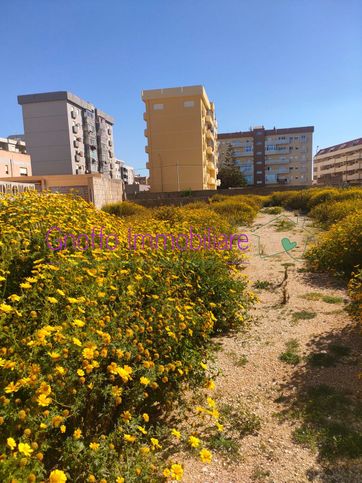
[306,188,340,210]
[102,200,147,218]
[348,268,362,320]
[310,199,362,227]
[262,206,283,215]
[210,200,257,226]
[152,205,184,223]
[306,211,362,277]
[178,207,233,234]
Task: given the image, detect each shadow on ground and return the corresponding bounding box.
[276,322,362,482]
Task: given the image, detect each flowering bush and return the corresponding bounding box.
[348,268,362,320]
[309,199,362,227]
[306,211,362,277]
[209,200,257,226]
[0,191,253,482]
[102,201,148,218]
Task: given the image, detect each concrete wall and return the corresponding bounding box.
[127,184,313,207]
[91,175,124,209]
[0,174,124,210]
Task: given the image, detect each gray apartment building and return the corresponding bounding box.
[218,125,314,186]
[18,91,117,178]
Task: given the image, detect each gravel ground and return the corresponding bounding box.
[181,211,362,483]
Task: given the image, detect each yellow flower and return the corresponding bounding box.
[37,394,52,407]
[216,422,224,432]
[48,351,61,360]
[200,362,208,370]
[56,289,66,296]
[188,435,200,448]
[206,380,215,390]
[82,348,94,359]
[140,445,150,454]
[73,319,86,328]
[142,413,149,422]
[170,464,183,481]
[49,469,67,483]
[47,297,58,304]
[150,437,162,449]
[39,382,52,395]
[89,442,100,451]
[123,434,136,443]
[20,282,32,289]
[207,396,216,408]
[171,428,181,439]
[73,428,82,439]
[163,468,171,478]
[60,424,66,433]
[0,303,13,313]
[18,442,33,456]
[56,365,66,375]
[200,448,212,463]
[121,410,132,421]
[7,437,16,450]
[140,376,150,386]
[72,337,82,346]
[8,294,21,302]
[137,425,147,435]
[77,369,85,377]
[5,381,20,393]
[116,478,125,483]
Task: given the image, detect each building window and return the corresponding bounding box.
[184,100,194,108]
[19,167,28,176]
[256,170,262,174]
[256,180,263,184]
[5,165,9,174]
[153,103,164,110]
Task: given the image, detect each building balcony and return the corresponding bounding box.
[146,162,150,169]
[208,161,215,171]
[206,146,213,156]
[143,112,148,121]
[144,129,148,137]
[145,145,149,153]
[206,129,214,140]
[205,115,214,124]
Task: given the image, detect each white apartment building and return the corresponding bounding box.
[18,91,117,178]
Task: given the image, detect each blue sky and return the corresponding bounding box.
[1,0,361,174]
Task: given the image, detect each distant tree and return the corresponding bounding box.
[219,142,235,168]
[217,142,246,188]
[218,164,247,189]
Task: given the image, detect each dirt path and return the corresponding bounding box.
[182,211,362,483]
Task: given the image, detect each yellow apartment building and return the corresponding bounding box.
[142,85,219,192]
[314,137,362,185]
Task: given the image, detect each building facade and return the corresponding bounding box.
[18,91,116,178]
[313,137,362,185]
[0,136,32,177]
[116,159,135,185]
[218,126,314,186]
[142,85,219,192]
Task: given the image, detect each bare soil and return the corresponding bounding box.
[181,211,362,483]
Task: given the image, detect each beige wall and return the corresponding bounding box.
[143,86,218,192]
[0,150,32,177]
[0,174,124,210]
